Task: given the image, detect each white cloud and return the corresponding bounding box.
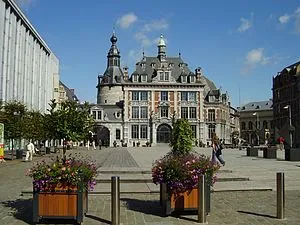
[278,14,290,24]
[242,48,272,74]
[237,18,251,32]
[143,19,169,32]
[116,13,138,29]
[134,18,169,48]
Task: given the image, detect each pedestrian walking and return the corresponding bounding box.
[25,140,35,161]
[212,133,225,166]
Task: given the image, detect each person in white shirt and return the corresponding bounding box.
[25,140,35,161]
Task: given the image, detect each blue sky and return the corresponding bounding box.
[16,0,300,107]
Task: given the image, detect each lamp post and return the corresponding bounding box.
[253,112,259,146]
[284,105,292,148]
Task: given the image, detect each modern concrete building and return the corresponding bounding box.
[91,33,237,147]
[0,0,59,113]
[238,100,273,145]
[273,61,300,147]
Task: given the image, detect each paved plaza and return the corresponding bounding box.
[0,145,300,224]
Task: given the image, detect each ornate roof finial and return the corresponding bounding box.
[179,49,181,58]
[158,34,166,46]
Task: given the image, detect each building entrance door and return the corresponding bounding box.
[157,124,172,143]
[96,125,110,146]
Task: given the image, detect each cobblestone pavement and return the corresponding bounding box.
[0,146,300,224]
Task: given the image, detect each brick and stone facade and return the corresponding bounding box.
[91,34,237,147]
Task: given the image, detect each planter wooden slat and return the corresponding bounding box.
[170,188,198,209]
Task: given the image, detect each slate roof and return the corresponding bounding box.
[238,100,273,112]
[128,55,217,96]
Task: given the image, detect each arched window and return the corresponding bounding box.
[248,121,253,130]
[241,122,246,130]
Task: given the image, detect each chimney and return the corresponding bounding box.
[195,67,202,82]
[123,66,129,81]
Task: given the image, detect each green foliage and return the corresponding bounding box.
[44,100,94,142]
[23,110,45,142]
[170,119,194,155]
[0,100,27,141]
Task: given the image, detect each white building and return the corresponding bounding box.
[0,0,59,113]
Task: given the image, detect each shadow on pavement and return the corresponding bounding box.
[1,198,33,224]
[121,198,162,216]
[85,214,110,224]
[237,210,277,219]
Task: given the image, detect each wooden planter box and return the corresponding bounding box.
[160,182,211,216]
[32,184,88,224]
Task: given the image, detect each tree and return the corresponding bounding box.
[44,99,94,154]
[23,110,45,142]
[170,119,194,155]
[0,100,27,158]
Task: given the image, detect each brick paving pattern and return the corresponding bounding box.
[0,146,299,224]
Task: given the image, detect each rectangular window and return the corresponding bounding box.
[189,92,196,102]
[182,76,187,83]
[208,109,215,122]
[132,91,139,101]
[132,106,139,118]
[164,72,169,81]
[140,125,148,139]
[181,92,188,101]
[116,129,121,140]
[208,125,216,139]
[140,106,148,118]
[181,107,188,119]
[133,75,138,82]
[160,106,168,118]
[189,107,196,119]
[97,111,102,120]
[131,125,139,139]
[161,91,168,101]
[159,72,164,81]
[191,125,197,138]
[92,111,96,119]
[140,91,148,101]
[190,76,195,83]
[142,75,147,82]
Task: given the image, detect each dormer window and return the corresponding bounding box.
[133,75,138,82]
[169,63,174,68]
[141,63,146,70]
[179,63,183,68]
[181,75,187,83]
[141,74,147,82]
[189,75,195,83]
[151,63,155,68]
[159,71,170,81]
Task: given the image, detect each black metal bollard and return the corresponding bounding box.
[198,174,207,223]
[276,172,285,219]
[111,176,120,225]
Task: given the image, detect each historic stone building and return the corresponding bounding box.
[238,100,273,145]
[0,0,59,113]
[91,33,236,147]
[273,61,300,147]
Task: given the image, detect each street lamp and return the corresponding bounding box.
[284,105,293,148]
[253,112,259,146]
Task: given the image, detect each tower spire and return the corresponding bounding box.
[157,34,166,61]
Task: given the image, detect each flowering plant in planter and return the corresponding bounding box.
[152,118,220,194]
[152,152,220,193]
[26,156,99,191]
